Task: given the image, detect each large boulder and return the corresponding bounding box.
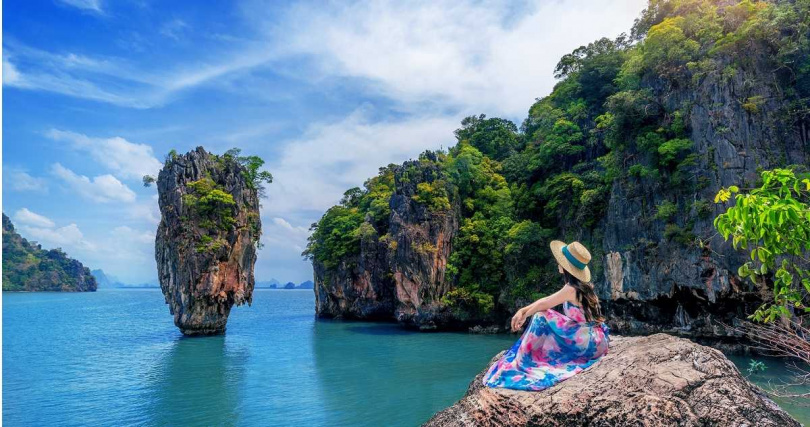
[155,147,261,335]
[424,334,798,426]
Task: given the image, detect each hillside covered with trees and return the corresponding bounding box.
[304,0,810,335]
[2,214,97,292]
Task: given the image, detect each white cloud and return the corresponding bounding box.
[112,226,155,244]
[19,223,96,251]
[13,208,56,228]
[127,194,161,225]
[58,0,103,14]
[5,167,48,193]
[263,107,457,216]
[271,217,309,235]
[46,129,163,180]
[3,55,22,85]
[51,163,137,203]
[270,0,646,117]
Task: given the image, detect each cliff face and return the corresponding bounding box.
[155,147,261,335]
[2,213,97,292]
[388,158,459,329]
[425,334,799,426]
[313,153,465,329]
[599,49,809,341]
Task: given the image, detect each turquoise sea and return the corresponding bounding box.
[3,289,808,426]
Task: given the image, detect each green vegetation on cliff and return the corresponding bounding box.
[2,214,97,292]
[305,0,810,318]
[145,147,272,253]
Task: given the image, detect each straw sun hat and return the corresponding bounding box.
[550,240,592,283]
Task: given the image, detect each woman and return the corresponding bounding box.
[482,240,610,391]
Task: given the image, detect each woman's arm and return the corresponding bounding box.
[510,285,576,331]
[522,285,576,317]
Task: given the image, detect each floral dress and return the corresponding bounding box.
[483,301,610,391]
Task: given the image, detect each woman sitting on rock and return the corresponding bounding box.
[483,240,610,391]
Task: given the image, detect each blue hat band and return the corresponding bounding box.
[561,245,587,270]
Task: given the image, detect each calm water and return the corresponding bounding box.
[4,290,808,426]
[3,289,515,426]
[726,354,810,424]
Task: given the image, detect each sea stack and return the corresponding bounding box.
[154,147,261,335]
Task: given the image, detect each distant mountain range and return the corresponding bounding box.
[91,269,159,289]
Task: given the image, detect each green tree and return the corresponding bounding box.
[454,115,520,161]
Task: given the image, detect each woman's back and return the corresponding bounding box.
[483,301,610,390]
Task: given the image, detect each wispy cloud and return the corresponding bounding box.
[160,19,191,41]
[46,129,163,180]
[58,0,104,14]
[13,208,56,228]
[5,167,48,193]
[2,38,276,108]
[3,54,143,107]
[50,163,137,203]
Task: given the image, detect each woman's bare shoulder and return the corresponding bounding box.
[561,284,578,302]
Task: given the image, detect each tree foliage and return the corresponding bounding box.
[714,168,810,322]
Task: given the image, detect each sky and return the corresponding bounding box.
[2,0,647,284]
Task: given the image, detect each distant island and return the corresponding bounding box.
[2,213,97,292]
[256,279,313,289]
[88,271,313,290]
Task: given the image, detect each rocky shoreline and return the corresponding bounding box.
[424,334,798,426]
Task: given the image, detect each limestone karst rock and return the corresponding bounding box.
[313,153,464,330]
[154,147,261,335]
[424,334,799,426]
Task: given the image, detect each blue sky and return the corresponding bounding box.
[2,0,646,284]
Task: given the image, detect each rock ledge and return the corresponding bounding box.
[424,334,798,426]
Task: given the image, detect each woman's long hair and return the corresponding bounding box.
[562,269,604,323]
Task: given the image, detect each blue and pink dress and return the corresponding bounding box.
[483,301,610,391]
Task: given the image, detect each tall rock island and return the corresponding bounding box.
[154,147,262,335]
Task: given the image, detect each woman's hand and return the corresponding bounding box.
[511,308,528,332]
